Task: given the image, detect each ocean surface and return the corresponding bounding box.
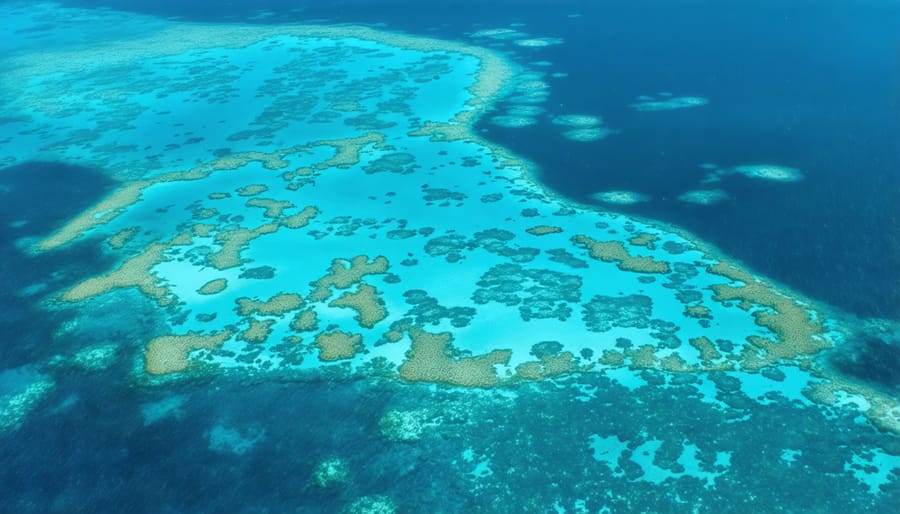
[1,1,898,512]
[72,0,900,320]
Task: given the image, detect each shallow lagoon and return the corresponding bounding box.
[0,1,898,512]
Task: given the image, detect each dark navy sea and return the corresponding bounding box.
[1,2,898,512]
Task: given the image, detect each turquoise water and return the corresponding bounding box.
[0,2,898,512]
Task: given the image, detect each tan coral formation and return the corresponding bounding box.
[37,179,154,251]
[707,261,830,369]
[144,331,232,375]
[525,225,563,236]
[626,345,658,369]
[170,232,194,246]
[207,222,279,270]
[61,241,174,306]
[572,234,670,274]
[658,353,693,373]
[309,255,389,301]
[329,284,387,328]
[398,328,511,387]
[628,233,659,248]
[238,318,276,343]
[189,204,316,272]
[192,207,218,220]
[684,304,712,319]
[515,351,578,380]
[290,132,390,178]
[289,309,318,332]
[245,197,295,218]
[689,336,722,362]
[236,184,268,197]
[197,278,228,295]
[236,293,304,317]
[212,150,292,172]
[192,223,217,237]
[279,205,318,229]
[330,101,362,112]
[803,378,900,435]
[107,226,140,249]
[598,349,626,367]
[315,330,363,361]
[408,121,472,143]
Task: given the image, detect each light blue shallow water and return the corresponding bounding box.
[0,1,898,512]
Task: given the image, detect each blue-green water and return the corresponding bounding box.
[1,1,898,512]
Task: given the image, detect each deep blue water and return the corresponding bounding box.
[473,0,900,320]
[0,162,117,367]
[59,0,900,319]
[2,2,899,512]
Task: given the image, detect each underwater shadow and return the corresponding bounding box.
[829,334,900,396]
[0,160,117,368]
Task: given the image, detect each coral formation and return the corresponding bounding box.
[630,95,709,111]
[627,233,658,248]
[473,263,581,322]
[329,284,388,328]
[107,226,140,249]
[401,289,476,328]
[238,318,275,343]
[313,457,350,488]
[582,294,653,333]
[62,241,175,305]
[197,278,228,295]
[71,344,119,370]
[591,190,649,205]
[573,235,670,274]
[378,409,437,442]
[551,114,602,127]
[562,127,615,142]
[290,309,319,333]
[143,331,231,375]
[398,328,511,387]
[236,293,304,317]
[525,225,563,236]
[315,331,363,361]
[310,255,389,301]
[707,262,830,369]
[344,496,397,514]
[0,373,55,433]
[245,197,294,218]
[236,184,268,196]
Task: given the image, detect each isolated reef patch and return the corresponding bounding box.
[732,164,803,182]
[563,128,615,142]
[490,115,537,128]
[552,114,603,127]
[198,278,228,295]
[630,94,709,111]
[591,190,650,205]
[678,189,728,205]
